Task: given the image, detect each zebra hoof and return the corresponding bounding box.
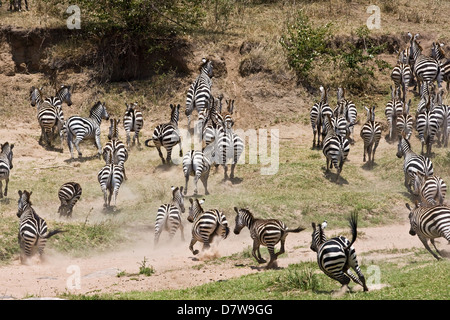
[193,250,199,255]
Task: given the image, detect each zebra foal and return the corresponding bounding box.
[233,207,304,269]
[58,182,82,218]
[310,212,368,294]
[123,102,144,149]
[406,202,450,260]
[154,186,185,246]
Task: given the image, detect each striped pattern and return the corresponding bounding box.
[396,99,413,141]
[385,86,404,140]
[406,203,450,260]
[17,190,63,264]
[185,58,213,128]
[0,142,14,198]
[415,99,440,157]
[123,102,144,149]
[413,173,447,206]
[97,149,125,210]
[57,182,82,218]
[145,104,183,165]
[233,207,304,269]
[322,115,350,182]
[431,42,450,92]
[335,87,357,143]
[187,198,229,255]
[103,118,129,180]
[154,186,185,246]
[182,146,213,196]
[66,101,110,159]
[396,135,434,195]
[310,86,333,147]
[360,106,382,167]
[310,212,368,292]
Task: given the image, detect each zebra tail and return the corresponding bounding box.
[44,228,65,239]
[345,212,358,250]
[286,226,305,233]
[144,138,156,147]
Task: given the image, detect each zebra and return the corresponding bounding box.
[233,207,304,269]
[123,102,144,149]
[185,58,213,130]
[405,202,450,260]
[215,110,244,181]
[187,198,229,255]
[182,144,214,196]
[310,86,333,148]
[360,106,382,167]
[396,99,413,141]
[103,118,129,180]
[332,108,350,139]
[145,104,183,165]
[57,182,82,218]
[431,42,450,93]
[17,190,64,264]
[390,59,412,102]
[408,33,442,93]
[200,96,226,148]
[154,186,185,246]
[431,89,449,148]
[8,0,28,11]
[66,101,110,159]
[97,149,125,211]
[385,85,404,141]
[310,212,368,293]
[396,133,434,195]
[415,97,440,157]
[335,87,357,143]
[0,142,14,198]
[413,173,447,207]
[322,114,350,182]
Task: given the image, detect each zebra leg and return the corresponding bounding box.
[38,238,47,262]
[418,235,441,260]
[430,238,443,258]
[166,147,173,164]
[126,132,131,149]
[200,173,210,195]
[189,238,199,255]
[0,181,3,198]
[223,164,229,181]
[4,177,8,197]
[156,146,165,164]
[74,138,84,158]
[193,174,200,195]
[179,222,185,242]
[266,245,278,269]
[252,241,266,263]
[230,163,236,180]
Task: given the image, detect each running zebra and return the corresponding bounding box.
[123,102,144,149]
[57,182,82,218]
[187,198,229,255]
[335,87,357,143]
[405,202,450,260]
[0,142,14,198]
[322,115,351,182]
[145,104,183,165]
[310,212,368,293]
[66,101,110,159]
[182,144,213,196]
[233,207,304,269]
[17,190,64,264]
[103,118,129,180]
[408,33,442,93]
[385,85,404,141]
[360,106,382,167]
[391,62,412,103]
[185,58,213,129]
[413,173,447,206]
[97,149,125,211]
[310,86,333,148]
[396,99,413,141]
[415,97,440,157]
[154,186,185,246]
[431,42,450,92]
[396,133,434,195]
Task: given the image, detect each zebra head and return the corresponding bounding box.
[91,101,110,121]
[200,58,213,78]
[396,133,410,158]
[58,85,73,106]
[17,190,32,218]
[1,142,14,170]
[233,207,251,235]
[108,118,120,140]
[187,198,204,222]
[405,202,420,236]
[171,186,185,213]
[29,86,43,107]
[170,103,181,125]
[310,220,327,252]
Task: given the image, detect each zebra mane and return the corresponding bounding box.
[90,101,104,116]
[1,142,14,153]
[234,207,254,219]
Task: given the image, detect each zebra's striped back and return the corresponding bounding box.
[385,86,404,140]
[154,186,185,245]
[396,99,413,141]
[187,198,229,255]
[391,62,412,101]
[103,118,129,173]
[17,190,63,263]
[183,147,213,196]
[414,173,447,206]
[406,202,450,260]
[415,101,440,157]
[186,58,213,126]
[58,182,82,218]
[310,213,368,291]
[310,86,332,147]
[123,102,144,148]
[360,106,382,165]
[0,142,14,198]
[97,156,125,210]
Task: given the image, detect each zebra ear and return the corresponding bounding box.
[321,221,327,229]
[234,207,239,214]
[405,203,411,210]
[171,186,175,191]
[18,190,22,197]
[10,143,14,150]
[311,222,316,229]
[202,58,207,64]
[189,198,193,204]
[199,199,205,205]
[180,186,183,194]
